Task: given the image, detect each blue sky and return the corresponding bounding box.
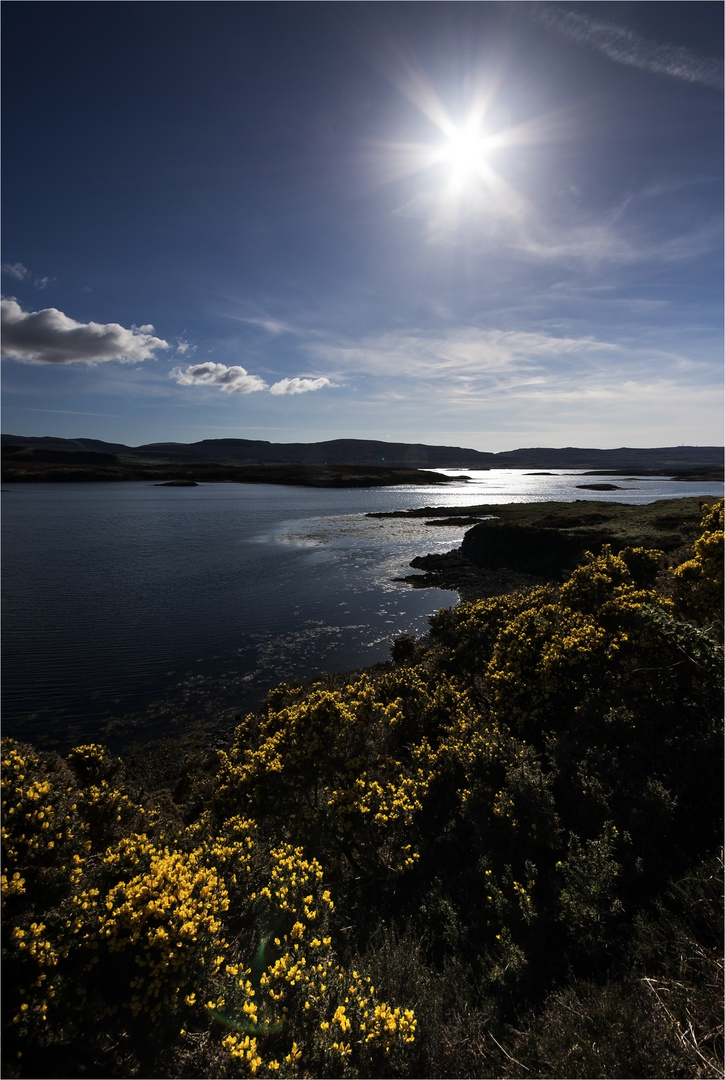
[2,1,722,452]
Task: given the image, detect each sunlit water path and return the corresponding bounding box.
[3,470,722,750]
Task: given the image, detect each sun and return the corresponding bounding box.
[437,123,490,188]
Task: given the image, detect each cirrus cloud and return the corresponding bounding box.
[538,6,723,89]
[307,326,621,383]
[1,298,169,364]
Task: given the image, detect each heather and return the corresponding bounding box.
[2,501,722,1079]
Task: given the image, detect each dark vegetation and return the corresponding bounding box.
[0,448,463,488]
[2,500,723,1079]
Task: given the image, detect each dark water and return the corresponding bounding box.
[3,472,722,751]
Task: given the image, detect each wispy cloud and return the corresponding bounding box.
[399,168,719,269]
[1,298,169,365]
[239,316,297,336]
[538,6,723,89]
[474,376,724,447]
[308,326,620,384]
[300,321,722,439]
[216,307,303,336]
[1,263,55,289]
[2,262,31,281]
[444,376,724,449]
[17,407,119,417]
[512,214,721,267]
[174,336,196,356]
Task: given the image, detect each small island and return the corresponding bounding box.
[154,479,199,487]
[575,482,624,491]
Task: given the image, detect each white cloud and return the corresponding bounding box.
[174,337,195,356]
[171,362,268,394]
[34,276,53,290]
[1,298,169,365]
[269,376,335,395]
[2,263,30,280]
[172,364,336,397]
[538,7,723,89]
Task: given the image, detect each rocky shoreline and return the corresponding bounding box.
[377,496,714,598]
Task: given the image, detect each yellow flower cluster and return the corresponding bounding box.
[485,602,609,728]
[66,743,121,780]
[193,812,257,899]
[222,1032,264,1074]
[363,1001,417,1043]
[672,500,723,624]
[471,546,680,733]
[1,742,66,867]
[163,840,415,1076]
[92,843,229,1019]
[2,722,422,1076]
[8,919,62,1021]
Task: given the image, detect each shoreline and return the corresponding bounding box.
[4,497,719,775]
[38,496,720,780]
[385,494,714,597]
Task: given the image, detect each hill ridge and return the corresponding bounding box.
[2,433,722,471]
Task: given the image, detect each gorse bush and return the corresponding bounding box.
[2,747,416,1078]
[671,499,724,629]
[2,501,722,1078]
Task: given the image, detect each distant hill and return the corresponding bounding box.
[492,445,724,470]
[2,433,722,472]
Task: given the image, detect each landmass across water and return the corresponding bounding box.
[2,433,722,486]
[0,452,465,488]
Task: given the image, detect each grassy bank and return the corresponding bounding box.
[2,501,722,1078]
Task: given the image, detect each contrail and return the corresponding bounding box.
[538,5,723,90]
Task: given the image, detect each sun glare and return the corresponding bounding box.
[439,124,489,187]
